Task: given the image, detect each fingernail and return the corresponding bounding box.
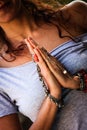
[34,54,39,62]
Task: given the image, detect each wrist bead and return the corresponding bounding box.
[76,69,87,92]
[47,93,64,108]
[36,64,64,108]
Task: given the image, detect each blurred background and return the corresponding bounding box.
[38,0,87,8]
[40,0,87,8]
[41,0,87,4]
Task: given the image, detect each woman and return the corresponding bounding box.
[0,0,87,130]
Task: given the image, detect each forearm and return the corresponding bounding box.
[29,96,58,130]
[38,47,80,89]
[25,38,61,130]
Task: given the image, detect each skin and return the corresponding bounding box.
[0,0,87,130]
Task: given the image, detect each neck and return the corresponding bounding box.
[0,11,37,42]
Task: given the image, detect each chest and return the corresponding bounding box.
[0,25,71,68]
[0,24,83,68]
[32,25,70,52]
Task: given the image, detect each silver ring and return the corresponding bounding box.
[63,70,67,74]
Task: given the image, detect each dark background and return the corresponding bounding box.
[54,0,87,4]
[41,0,87,7]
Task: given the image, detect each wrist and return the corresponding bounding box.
[50,88,62,99]
[45,89,63,108]
[47,93,64,108]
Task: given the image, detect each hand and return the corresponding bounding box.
[25,37,80,90]
[39,48,80,89]
[25,38,61,99]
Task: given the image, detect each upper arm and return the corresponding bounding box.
[0,90,21,130]
[0,90,18,117]
[0,114,22,130]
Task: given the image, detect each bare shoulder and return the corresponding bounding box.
[69,0,87,6]
[62,0,87,18]
[63,0,87,30]
[67,0,87,14]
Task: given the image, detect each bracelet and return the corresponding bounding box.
[36,64,64,108]
[77,72,85,91]
[47,93,64,108]
[76,69,87,92]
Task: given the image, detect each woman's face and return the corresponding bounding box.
[0,0,22,23]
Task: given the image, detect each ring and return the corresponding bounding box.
[63,70,67,74]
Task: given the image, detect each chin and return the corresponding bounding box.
[0,13,16,23]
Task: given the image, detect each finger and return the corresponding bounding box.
[39,48,70,77]
[25,39,35,55]
[34,47,46,65]
[34,47,78,89]
[35,47,61,79]
[37,48,54,70]
[40,49,78,88]
[37,48,69,82]
[34,47,53,72]
[28,37,38,48]
[34,48,61,93]
[27,37,51,62]
[34,48,51,77]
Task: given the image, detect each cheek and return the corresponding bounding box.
[0,12,15,23]
[0,10,21,23]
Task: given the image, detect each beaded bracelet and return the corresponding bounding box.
[36,64,64,108]
[45,89,64,108]
[47,93,64,108]
[76,69,87,93]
